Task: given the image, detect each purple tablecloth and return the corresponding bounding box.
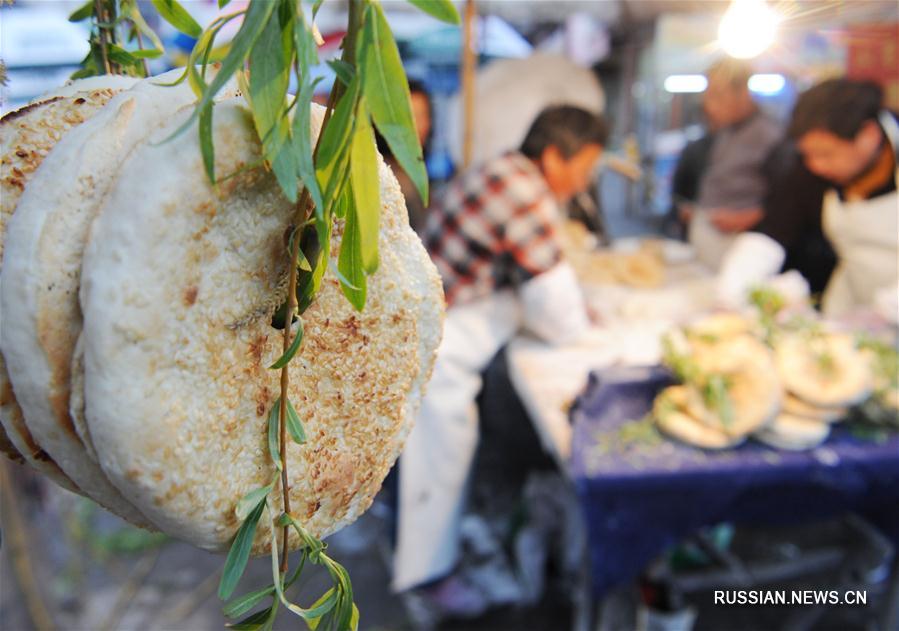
[569,366,899,598]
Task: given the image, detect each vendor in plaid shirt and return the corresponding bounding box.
[425,106,607,307]
[395,105,608,603]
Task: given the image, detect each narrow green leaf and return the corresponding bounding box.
[302,589,339,624]
[219,500,265,600]
[198,103,216,184]
[151,0,202,38]
[267,401,282,471]
[359,3,429,204]
[68,0,93,22]
[291,76,325,215]
[163,0,276,155]
[293,7,319,78]
[338,188,367,311]
[260,601,279,631]
[249,9,297,201]
[126,2,165,52]
[326,60,355,87]
[350,100,380,274]
[315,78,360,216]
[312,0,325,18]
[296,216,331,314]
[226,605,273,630]
[285,398,306,444]
[407,0,461,24]
[106,44,142,68]
[219,0,233,8]
[350,603,360,631]
[129,48,164,59]
[269,319,304,369]
[235,484,274,521]
[223,585,276,619]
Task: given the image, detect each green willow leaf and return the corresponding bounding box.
[223,584,276,619]
[267,401,283,471]
[198,103,216,186]
[338,187,367,311]
[165,0,276,174]
[125,2,166,53]
[219,0,233,8]
[285,398,306,444]
[227,605,273,630]
[270,319,304,369]
[291,78,325,216]
[249,8,297,201]
[219,500,265,600]
[350,99,380,274]
[359,3,428,204]
[151,0,202,38]
[326,60,355,87]
[301,588,339,625]
[235,483,274,521]
[129,48,164,59]
[68,1,93,22]
[312,0,325,19]
[407,0,460,24]
[315,77,360,216]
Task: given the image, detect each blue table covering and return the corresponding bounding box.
[569,366,899,598]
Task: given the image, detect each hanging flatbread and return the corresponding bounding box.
[0,75,138,484]
[775,332,871,408]
[79,99,444,551]
[1,69,232,526]
[653,386,742,449]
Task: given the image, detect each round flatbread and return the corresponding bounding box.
[782,394,846,423]
[684,335,781,437]
[754,413,830,451]
[776,332,871,408]
[80,99,444,552]
[0,75,138,483]
[653,386,742,449]
[1,69,226,526]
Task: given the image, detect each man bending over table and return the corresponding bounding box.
[393,105,607,603]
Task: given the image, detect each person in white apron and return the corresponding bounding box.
[393,106,607,598]
[787,79,898,320]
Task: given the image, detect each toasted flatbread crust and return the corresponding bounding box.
[654,386,742,449]
[1,70,218,525]
[0,76,137,483]
[80,100,444,551]
[776,333,872,408]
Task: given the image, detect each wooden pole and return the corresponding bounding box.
[461,0,477,169]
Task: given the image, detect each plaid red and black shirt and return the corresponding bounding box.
[424,152,563,307]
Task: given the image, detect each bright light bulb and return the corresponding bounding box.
[718,0,779,59]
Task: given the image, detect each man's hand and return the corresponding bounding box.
[677,203,694,225]
[710,207,763,233]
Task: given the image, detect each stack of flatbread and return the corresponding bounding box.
[0,70,444,553]
[654,317,781,449]
[653,310,889,451]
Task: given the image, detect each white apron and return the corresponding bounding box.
[393,263,589,591]
[821,111,899,318]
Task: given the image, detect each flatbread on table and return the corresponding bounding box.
[1,69,226,526]
[653,385,743,450]
[79,99,444,551]
[0,75,138,483]
[684,335,781,438]
[775,333,871,408]
[754,413,830,451]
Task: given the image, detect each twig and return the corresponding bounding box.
[134,28,150,77]
[0,461,56,631]
[99,547,161,631]
[93,0,113,74]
